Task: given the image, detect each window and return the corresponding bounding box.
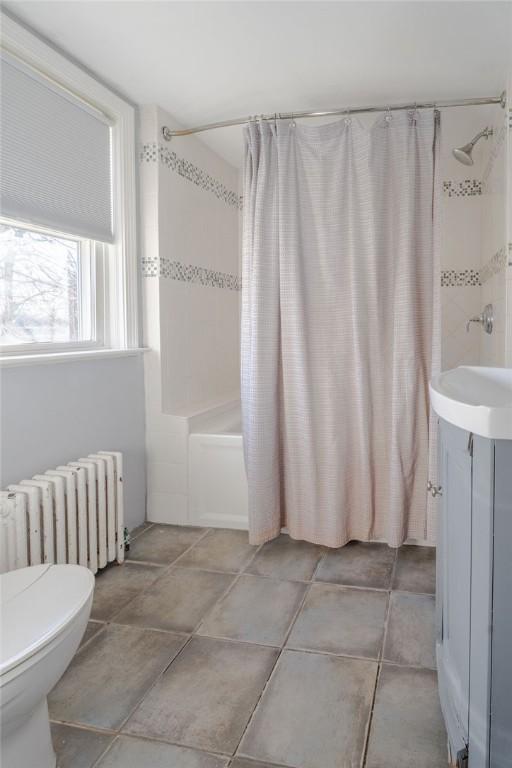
[0,222,102,350]
[0,13,138,361]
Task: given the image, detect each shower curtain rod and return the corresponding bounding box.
[162,91,506,140]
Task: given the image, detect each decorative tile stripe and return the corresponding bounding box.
[142,256,241,290]
[140,143,242,210]
[479,246,507,284]
[441,269,480,287]
[442,179,482,198]
[141,257,158,277]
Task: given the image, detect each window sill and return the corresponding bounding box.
[0,347,148,368]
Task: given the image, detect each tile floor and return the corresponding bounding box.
[50,524,447,768]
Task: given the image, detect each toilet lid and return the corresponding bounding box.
[0,564,94,676]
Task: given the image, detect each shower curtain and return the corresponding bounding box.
[241,110,440,548]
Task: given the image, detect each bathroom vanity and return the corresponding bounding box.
[430,367,512,768]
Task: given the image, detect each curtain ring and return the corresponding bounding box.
[290,111,296,129]
[385,105,392,124]
[344,108,351,127]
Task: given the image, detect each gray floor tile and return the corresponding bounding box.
[231,760,287,768]
[79,620,105,649]
[49,623,186,730]
[239,649,377,768]
[51,723,113,768]
[127,524,206,564]
[365,665,447,768]
[384,592,436,668]
[124,636,279,755]
[113,567,234,632]
[287,583,387,658]
[315,542,395,589]
[91,562,163,621]
[393,545,436,594]
[197,575,306,646]
[177,529,258,572]
[246,535,325,581]
[97,735,229,768]
[128,522,153,542]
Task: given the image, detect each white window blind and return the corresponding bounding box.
[1,53,113,242]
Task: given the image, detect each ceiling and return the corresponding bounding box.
[4,1,512,167]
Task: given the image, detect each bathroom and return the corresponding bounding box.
[0,2,511,767]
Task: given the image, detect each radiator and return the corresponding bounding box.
[0,451,124,575]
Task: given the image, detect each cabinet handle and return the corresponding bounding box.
[427,481,443,498]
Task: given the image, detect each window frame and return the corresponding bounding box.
[0,12,139,359]
[0,217,105,354]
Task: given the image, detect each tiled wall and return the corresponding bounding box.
[140,105,240,523]
[440,104,509,370]
[479,106,509,366]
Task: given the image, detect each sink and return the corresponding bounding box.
[430,366,512,440]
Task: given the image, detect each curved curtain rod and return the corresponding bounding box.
[162,91,506,140]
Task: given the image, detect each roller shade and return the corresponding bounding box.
[1,53,113,242]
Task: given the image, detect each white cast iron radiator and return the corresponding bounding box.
[0,451,124,574]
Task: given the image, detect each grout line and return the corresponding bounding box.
[230,553,326,764]
[105,530,213,623]
[190,570,245,635]
[230,644,284,762]
[127,522,155,543]
[75,621,107,655]
[50,720,117,736]
[90,734,119,768]
[93,730,235,763]
[115,633,195,733]
[361,547,398,767]
[280,581,314,650]
[360,661,382,768]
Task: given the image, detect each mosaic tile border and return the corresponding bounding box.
[140,143,242,210]
[479,245,507,285]
[142,256,241,290]
[442,179,482,198]
[441,269,481,287]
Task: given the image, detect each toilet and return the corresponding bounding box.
[0,564,95,768]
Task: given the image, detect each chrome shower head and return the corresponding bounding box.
[453,127,493,166]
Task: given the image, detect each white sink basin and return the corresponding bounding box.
[430,366,512,440]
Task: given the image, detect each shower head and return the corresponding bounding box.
[453,127,493,166]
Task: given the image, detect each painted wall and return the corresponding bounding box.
[0,354,146,530]
[139,105,240,524]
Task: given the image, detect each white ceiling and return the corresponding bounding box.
[4,1,512,167]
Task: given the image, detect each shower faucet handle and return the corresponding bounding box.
[466,304,494,334]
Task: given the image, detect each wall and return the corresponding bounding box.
[479,104,509,365]
[440,104,509,369]
[140,105,241,524]
[0,354,146,530]
[506,74,512,367]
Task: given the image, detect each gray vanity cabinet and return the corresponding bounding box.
[437,419,512,768]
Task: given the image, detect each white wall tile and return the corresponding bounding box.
[147,491,189,525]
[147,460,188,495]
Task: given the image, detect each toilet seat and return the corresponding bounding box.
[1,564,95,677]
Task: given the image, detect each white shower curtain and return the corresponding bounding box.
[242,110,440,548]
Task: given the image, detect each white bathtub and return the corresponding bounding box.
[188,403,248,529]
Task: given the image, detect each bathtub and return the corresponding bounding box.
[188,402,248,529]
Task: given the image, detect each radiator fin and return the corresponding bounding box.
[0,451,124,574]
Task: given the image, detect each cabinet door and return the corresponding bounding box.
[437,420,472,756]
